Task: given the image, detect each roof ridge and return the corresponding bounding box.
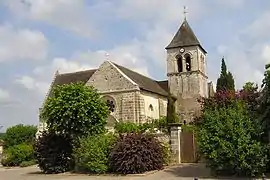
[111,62,158,82]
[58,69,97,76]
[111,61,168,97]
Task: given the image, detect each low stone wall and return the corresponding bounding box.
[154,132,170,144]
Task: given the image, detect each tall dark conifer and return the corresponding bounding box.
[216,57,235,92]
[227,71,235,91]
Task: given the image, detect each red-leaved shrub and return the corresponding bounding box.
[108,133,164,174]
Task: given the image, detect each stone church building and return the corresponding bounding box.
[38,19,214,132]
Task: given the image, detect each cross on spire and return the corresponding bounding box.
[105,52,110,60]
[183,6,188,20]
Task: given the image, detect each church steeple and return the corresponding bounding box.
[165,19,206,53]
[165,10,209,123]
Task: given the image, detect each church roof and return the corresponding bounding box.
[112,63,169,97]
[53,69,97,86]
[46,69,97,98]
[165,19,206,53]
[49,62,169,97]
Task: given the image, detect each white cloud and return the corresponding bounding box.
[217,45,228,55]
[18,45,151,95]
[16,75,50,95]
[242,12,270,41]
[215,0,246,8]
[16,57,96,95]
[262,44,270,64]
[51,58,93,74]
[108,0,206,24]
[217,39,265,88]
[0,88,10,101]
[0,24,48,62]
[3,0,97,38]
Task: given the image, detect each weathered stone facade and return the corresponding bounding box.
[85,61,168,126]
[166,19,209,123]
[38,18,213,135]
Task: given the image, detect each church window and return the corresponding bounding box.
[176,54,183,72]
[106,100,115,112]
[103,96,116,113]
[149,104,154,111]
[185,55,191,71]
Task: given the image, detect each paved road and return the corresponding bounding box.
[0,164,259,180]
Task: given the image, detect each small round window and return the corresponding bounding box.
[103,96,116,113]
[106,99,115,113]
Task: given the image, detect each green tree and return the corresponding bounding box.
[0,133,5,140]
[3,124,37,149]
[216,57,235,92]
[242,82,258,92]
[41,83,109,138]
[227,71,235,91]
[197,101,268,176]
[259,64,270,144]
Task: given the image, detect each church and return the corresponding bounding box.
[38,18,214,132]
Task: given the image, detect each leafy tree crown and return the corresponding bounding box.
[41,82,109,138]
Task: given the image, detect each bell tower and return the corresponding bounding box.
[166,15,208,123]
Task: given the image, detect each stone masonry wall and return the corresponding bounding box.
[140,90,168,122]
[100,90,139,123]
[86,61,139,92]
[167,45,208,123]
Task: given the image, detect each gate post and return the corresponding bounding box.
[169,123,182,164]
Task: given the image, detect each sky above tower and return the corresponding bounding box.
[0,0,269,131]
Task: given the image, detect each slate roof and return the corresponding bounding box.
[48,62,169,97]
[157,80,169,92]
[53,69,97,86]
[166,19,206,53]
[113,63,169,97]
[47,69,97,98]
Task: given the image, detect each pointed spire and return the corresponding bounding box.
[165,14,206,53]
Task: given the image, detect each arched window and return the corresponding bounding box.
[176,54,183,72]
[185,54,191,71]
[149,104,154,111]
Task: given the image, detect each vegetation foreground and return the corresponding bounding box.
[2,59,270,178]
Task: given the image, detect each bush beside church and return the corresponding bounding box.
[33,83,171,174]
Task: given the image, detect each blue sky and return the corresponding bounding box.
[0,0,270,131]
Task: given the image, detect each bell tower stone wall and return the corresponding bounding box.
[166,19,208,123]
